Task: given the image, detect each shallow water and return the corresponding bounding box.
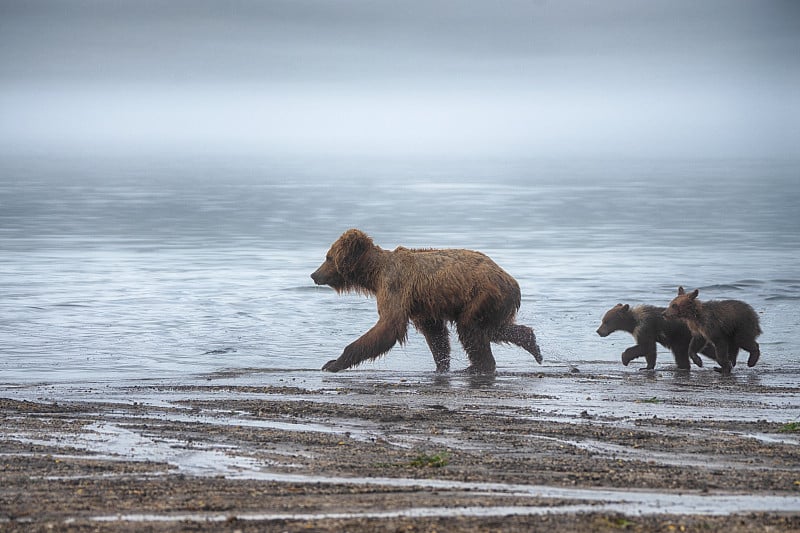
[1,155,798,383]
[83,497,800,524]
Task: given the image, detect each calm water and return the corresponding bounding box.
[1,155,798,384]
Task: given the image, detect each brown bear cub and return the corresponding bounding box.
[664,287,762,376]
[597,304,713,370]
[311,229,542,374]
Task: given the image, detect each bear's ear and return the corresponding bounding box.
[689,289,699,300]
[334,229,373,274]
[621,304,630,312]
[677,286,685,295]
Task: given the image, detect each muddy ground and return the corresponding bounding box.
[1,369,799,531]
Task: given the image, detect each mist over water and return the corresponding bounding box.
[2,1,798,159]
[1,155,798,383]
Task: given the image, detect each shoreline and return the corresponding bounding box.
[2,369,799,531]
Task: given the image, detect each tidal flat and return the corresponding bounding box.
[1,368,799,532]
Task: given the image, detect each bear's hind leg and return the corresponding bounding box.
[457,324,496,374]
[414,318,451,372]
[741,339,760,367]
[494,323,542,363]
[711,338,732,375]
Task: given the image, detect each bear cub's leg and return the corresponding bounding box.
[741,339,761,367]
[621,344,656,370]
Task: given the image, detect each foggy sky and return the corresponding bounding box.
[1,0,798,158]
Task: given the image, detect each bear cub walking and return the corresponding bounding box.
[311,229,542,374]
[597,303,714,370]
[664,287,762,376]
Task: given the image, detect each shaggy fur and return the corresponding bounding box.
[311,229,542,374]
[664,287,762,376]
[597,303,715,370]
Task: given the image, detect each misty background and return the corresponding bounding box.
[1,0,799,160]
[1,1,799,381]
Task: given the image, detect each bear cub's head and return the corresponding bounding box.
[596,303,633,337]
[664,286,700,321]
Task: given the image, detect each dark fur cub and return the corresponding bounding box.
[664,287,762,376]
[597,303,712,370]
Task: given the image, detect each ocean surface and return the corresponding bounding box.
[1,154,798,385]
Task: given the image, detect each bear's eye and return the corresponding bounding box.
[671,303,677,309]
[326,255,333,262]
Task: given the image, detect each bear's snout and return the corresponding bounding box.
[596,326,609,337]
[311,261,339,287]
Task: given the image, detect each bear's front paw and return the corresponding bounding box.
[621,346,643,366]
[322,359,343,372]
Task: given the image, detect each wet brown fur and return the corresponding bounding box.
[664,287,762,376]
[311,229,542,373]
[596,303,715,370]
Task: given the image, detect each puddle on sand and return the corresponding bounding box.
[6,368,800,426]
[531,435,800,471]
[181,370,800,424]
[10,422,299,476]
[104,408,383,443]
[77,495,800,524]
[740,432,800,446]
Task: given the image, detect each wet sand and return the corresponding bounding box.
[2,368,800,532]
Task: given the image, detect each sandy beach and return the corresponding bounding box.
[2,367,799,532]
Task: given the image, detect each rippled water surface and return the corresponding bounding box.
[1,155,798,383]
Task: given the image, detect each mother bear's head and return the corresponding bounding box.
[311,229,377,294]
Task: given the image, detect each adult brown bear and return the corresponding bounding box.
[311,229,542,374]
